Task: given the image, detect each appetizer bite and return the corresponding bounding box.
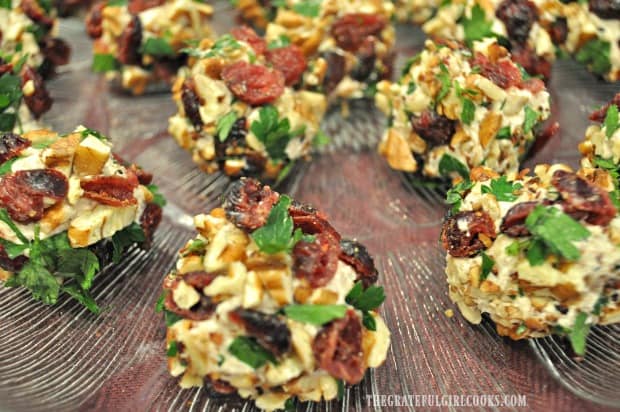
[422,0,562,79]
[375,38,551,180]
[168,29,327,180]
[262,0,395,101]
[159,178,390,411]
[86,0,214,94]
[0,127,164,313]
[441,164,620,355]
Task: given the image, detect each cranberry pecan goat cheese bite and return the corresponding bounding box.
[0,127,164,313]
[422,0,563,79]
[375,38,551,180]
[85,0,214,95]
[441,164,620,355]
[261,0,395,101]
[158,178,390,411]
[168,28,327,180]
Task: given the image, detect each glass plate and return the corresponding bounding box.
[0,8,618,412]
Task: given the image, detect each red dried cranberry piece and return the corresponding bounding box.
[0,133,31,164]
[21,0,55,30]
[41,38,71,67]
[330,13,387,52]
[339,239,378,287]
[86,2,105,38]
[21,66,53,118]
[589,0,620,19]
[265,45,307,86]
[0,245,28,272]
[549,17,568,45]
[313,309,365,384]
[321,51,346,94]
[163,272,217,321]
[81,175,138,207]
[510,45,552,80]
[441,211,496,257]
[231,26,267,56]
[223,178,279,231]
[471,53,522,89]
[117,15,142,65]
[410,110,456,147]
[127,0,165,14]
[292,232,340,287]
[229,309,291,356]
[589,93,620,122]
[181,79,203,128]
[140,202,162,249]
[496,0,539,45]
[221,61,285,106]
[500,201,539,237]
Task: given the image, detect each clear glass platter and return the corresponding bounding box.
[0,6,618,411]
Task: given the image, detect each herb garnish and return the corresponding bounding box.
[146,184,167,207]
[480,252,494,281]
[183,34,241,59]
[216,111,238,142]
[141,37,175,56]
[604,104,619,138]
[522,106,539,134]
[92,53,118,73]
[0,65,25,132]
[250,105,304,161]
[345,281,385,331]
[568,312,590,356]
[481,175,523,201]
[445,179,474,213]
[435,63,451,104]
[167,340,179,357]
[228,336,276,368]
[495,126,511,140]
[292,0,321,17]
[438,153,469,180]
[284,304,347,325]
[461,4,494,47]
[576,39,611,76]
[268,35,291,50]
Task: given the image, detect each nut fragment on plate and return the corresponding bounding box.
[422,0,562,79]
[392,0,440,24]
[441,164,620,354]
[86,0,214,94]
[375,38,551,180]
[168,28,327,181]
[159,178,389,411]
[0,127,164,313]
[0,0,71,132]
[259,0,395,101]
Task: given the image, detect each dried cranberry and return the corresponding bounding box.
[589,0,620,19]
[549,17,568,45]
[81,175,138,207]
[215,117,247,160]
[0,133,31,164]
[411,110,456,147]
[231,26,267,55]
[351,37,376,81]
[293,232,340,287]
[321,51,346,93]
[140,203,162,249]
[496,0,538,45]
[313,310,365,384]
[589,93,620,122]
[471,53,522,89]
[265,45,307,86]
[21,0,54,30]
[204,376,236,395]
[0,245,27,272]
[117,15,142,65]
[0,169,68,223]
[223,178,279,231]
[339,239,378,287]
[510,45,552,80]
[289,202,341,242]
[127,0,165,14]
[21,66,52,119]
[41,38,71,67]
[181,79,203,128]
[86,2,104,38]
[229,309,291,356]
[500,201,539,237]
[331,13,387,52]
[441,211,496,257]
[552,170,616,226]
[163,272,217,321]
[221,61,285,106]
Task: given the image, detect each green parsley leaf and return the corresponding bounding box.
[505,240,528,256]
[345,281,385,311]
[107,0,128,5]
[111,223,146,264]
[216,111,238,142]
[0,208,28,244]
[337,379,345,400]
[525,206,590,263]
[0,156,19,176]
[62,284,100,314]
[312,130,330,147]
[141,37,175,56]
[146,184,167,207]
[9,259,60,305]
[155,291,165,313]
[80,127,108,140]
[251,195,311,254]
[481,175,523,201]
[438,153,469,180]
[462,4,494,46]
[292,0,321,17]
[576,39,611,76]
[592,296,609,316]
[165,309,183,326]
[167,340,179,357]
[217,354,225,366]
[183,238,207,256]
[480,252,494,281]
[435,63,451,104]
[515,323,527,335]
[57,248,100,290]
[604,104,619,138]
[362,311,377,331]
[461,98,476,125]
[0,113,16,132]
[268,35,291,50]
[284,304,347,325]
[569,312,590,356]
[0,0,11,9]
[250,105,294,161]
[525,237,546,266]
[228,336,276,369]
[495,126,511,139]
[184,34,241,59]
[522,106,539,134]
[445,179,474,213]
[92,53,118,73]
[284,398,296,412]
[401,53,421,76]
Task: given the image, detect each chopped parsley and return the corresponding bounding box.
[165,310,183,327]
[283,304,347,325]
[80,127,108,140]
[438,153,469,180]
[445,179,474,213]
[140,37,175,56]
[292,0,321,17]
[480,252,494,281]
[250,105,304,161]
[146,184,167,207]
[568,312,590,356]
[228,336,276,369]
[515,323,527,335]
[216,111,238,142]
[284,398,296,411]
[523,205,590,265]
[345,281,385,331]
[337,379,345,400]
[604,104,619,138]
[481,175,523,201]
[591,156,620,210]
[183,238,207,256]
[461,4,494,47]
[435,63,451,104]
[110,222,146,264]
[401,53,421,76]
[576,39,611,76]
[92,53,118,73]
[251,195,314,254]
[495,126,511,140]
[155,291,165,312]
[522,106,539,134]
[0,68,24,132]
[183,34,241,59]
[268,35,291,50]
[460,98,476,125]
[592,296,609,316]
[167,340,179,357]
[0,0,11,9]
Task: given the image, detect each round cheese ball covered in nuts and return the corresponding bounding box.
[375,38,551,180]
[160,178,390,411]
[168,28,327,180]
[441,164,620,353]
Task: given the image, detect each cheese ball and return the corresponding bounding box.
[422,0,563,79]
[262,0,395,101]
[168,29,327,180]
[562,1,620,81]
[160,178,390,411]
[375,38,551,180]
[85,0,214,95]
[0,127,163,312]
[441,164,620,348]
